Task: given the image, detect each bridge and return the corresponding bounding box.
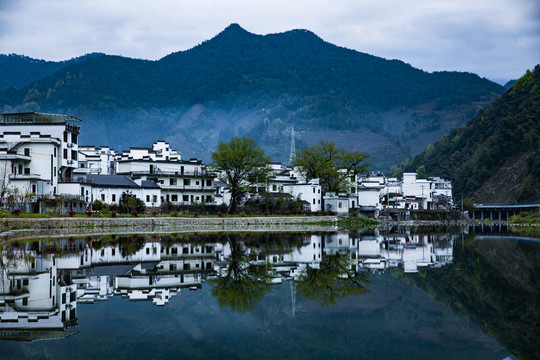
[472,202,540,221]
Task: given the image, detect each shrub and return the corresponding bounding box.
[217,211,223,217]
[86,210,93,217]
[110,211,117,218]
[68,209,76,217]
[152,210,158,217]
[131,210,138,217]
[193,211,199,217]
[11,209,22,216]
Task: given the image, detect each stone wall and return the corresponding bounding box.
[0,216,338,242]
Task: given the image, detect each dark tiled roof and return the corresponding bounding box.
[85,174,138,188]
[141,180,160,189]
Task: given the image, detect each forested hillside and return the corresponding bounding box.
[394,66,540,202]
[0,53,104,90]
[0,24,504,166]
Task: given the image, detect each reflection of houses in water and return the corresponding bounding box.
[0,246,79,341]
[357,233,455,273]
[0,237,220,341]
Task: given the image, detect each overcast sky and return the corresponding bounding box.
[0,0,538,83]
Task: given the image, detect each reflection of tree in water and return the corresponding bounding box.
[296,253,371,306]
[209,234,272,312]
[117,235,146,258]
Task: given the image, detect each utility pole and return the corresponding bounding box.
[289,126,296,166]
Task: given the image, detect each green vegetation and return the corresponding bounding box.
[509,211,540,225]
[293,140,370,193]
[393,65,540,202]
[210,136,271,213]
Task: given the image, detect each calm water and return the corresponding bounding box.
[1,230,538,360]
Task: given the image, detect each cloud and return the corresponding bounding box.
[0,0,538,80]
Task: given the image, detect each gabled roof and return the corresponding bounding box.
[85,174,138,188]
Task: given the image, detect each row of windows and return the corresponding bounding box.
[166,178,212,186]
[163,194,213,203]
[63,131,78,144]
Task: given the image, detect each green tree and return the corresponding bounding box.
[118,191,145,214]
[416,165,426,178]
[296,253,371,306]
[210,136,271,213]
[208,234,272,312]
[293,140,370,193]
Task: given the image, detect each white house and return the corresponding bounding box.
[282,178,322,212]
[0,112,82,211]
[76,146,117,175]
[58,174,161,209]
[116,142,215,206]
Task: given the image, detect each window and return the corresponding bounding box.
[206,179,212,186]
[313,187,316,193]
[183,195,189,202]
[72,133,78,144]
[63,132,68,142]
[338,202,342,209]
[32,184,36,193]
[112,194,116,202]
[23,279,29,286]
[153,195,157,202]
[170,178,177,185]
[101,194,105,201]
[71,150,77,160]
[171,195,178,202]
[24,148,30,156]
[184,179,191,186]
[24,168,30,175]
[196,181,200,185]
[272,184,277,191]
[54,147,57,157]
[22,298,28,306]
[64,149,68,159]
[146,195,150,202]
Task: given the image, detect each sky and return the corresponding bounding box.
[0,0,539,83]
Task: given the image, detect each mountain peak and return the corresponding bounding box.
[218,23,252,37]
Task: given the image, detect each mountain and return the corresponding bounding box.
[0,53,105,90]
[394,66,540,202]
[0,24,504,167]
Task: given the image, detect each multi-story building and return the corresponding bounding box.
[115,141,215,206]
[0,112,83,211]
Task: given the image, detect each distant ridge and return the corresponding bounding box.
[0,24,504,167]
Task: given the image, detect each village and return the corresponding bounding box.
[0,112,453,216]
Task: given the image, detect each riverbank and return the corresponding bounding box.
[1,215,536,244]
[0,215,340,242]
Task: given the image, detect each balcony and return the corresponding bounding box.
[9,173,42,181]
[160,185,215,191]
[125,170,215,178]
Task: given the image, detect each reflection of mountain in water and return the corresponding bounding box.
[398,235,540,360]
